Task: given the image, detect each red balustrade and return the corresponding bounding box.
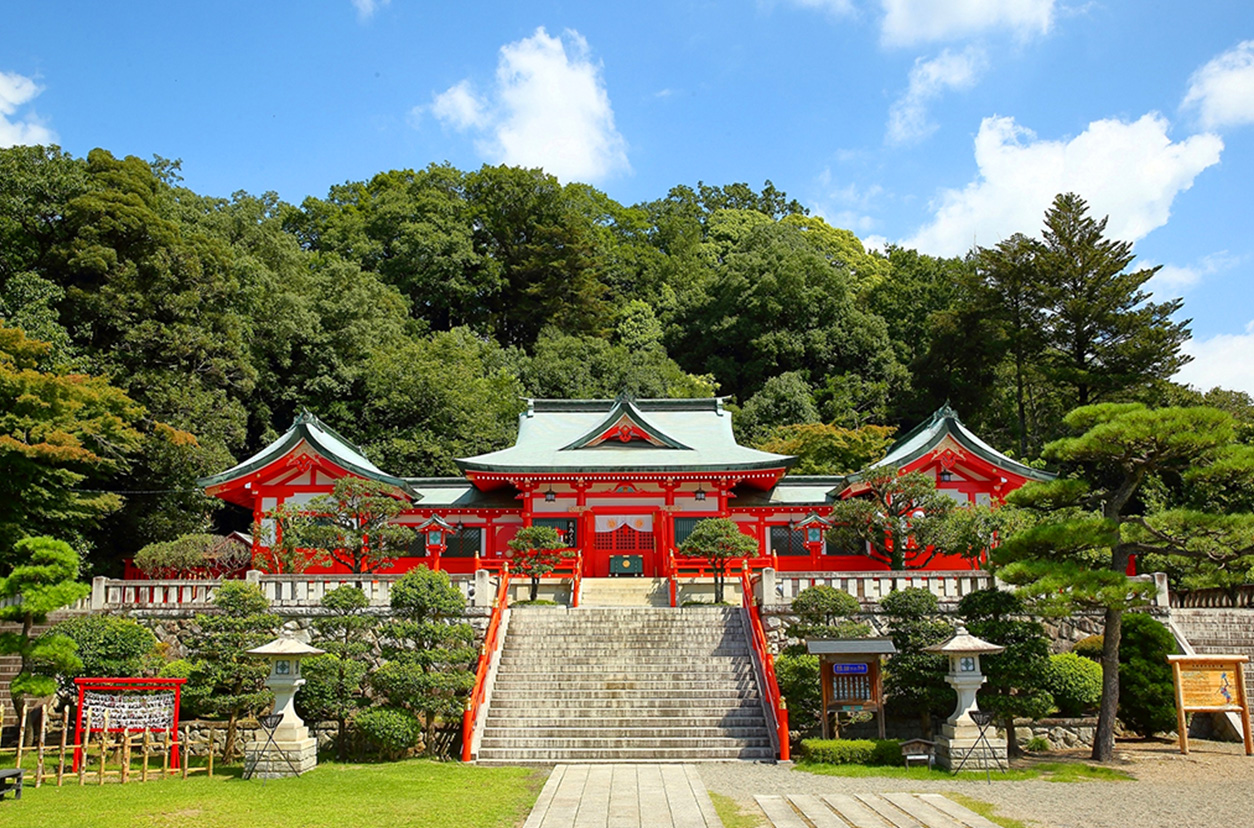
[740,565,790,762]
[461,566,510,762]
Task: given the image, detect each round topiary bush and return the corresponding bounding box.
[353,706,422,760]
[1042,652,1102,716]
[1118,613,1178,737]
[1072,635,1104,661]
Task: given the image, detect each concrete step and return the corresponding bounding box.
[475,746,775,762]
[482,725,768,739]
[490,689,761,702]
[480,714,766,728]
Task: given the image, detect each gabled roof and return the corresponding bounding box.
[457,396,793,478]
[732,476,846,508]
[199,409,416,499]
[866,404,1054,483]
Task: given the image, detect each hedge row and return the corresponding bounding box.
[799,738,902,766]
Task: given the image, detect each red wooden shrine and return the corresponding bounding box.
[199,399,1053,577]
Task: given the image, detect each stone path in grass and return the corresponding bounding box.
[755,793,1000,828]
[522,764,722,828]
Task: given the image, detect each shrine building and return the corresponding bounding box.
[199,397,1054,576]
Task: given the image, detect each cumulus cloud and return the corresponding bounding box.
[887,46,986,144]
[1176,321,1254,396]
[904,113,1223,256]
[880,0,1055,47]
[428,27,629,183]
[351,0,389,21]
[0,71,56,147]
[812,171,884,234]
[430,80,489,130]
[1145,251,1240,297]
[1182,40,1254,130]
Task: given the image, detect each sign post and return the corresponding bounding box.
[806,639,897,740]
[1168,654,1252,756]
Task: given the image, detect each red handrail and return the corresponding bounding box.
[461,566,510,762]
[571,549,583,607]
[667,549,678,607]
[741,565,790,761]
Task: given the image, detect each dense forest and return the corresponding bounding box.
[2,145,1245,575]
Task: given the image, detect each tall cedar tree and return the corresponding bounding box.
[261,476,416,573]
[879,587,952,739]
[372,567,476,757]
[1036,193,1190,408]
[299,585,375,759]
[996,403,1254,760]
[827,466,956,570]
[507,525,567,602]
[185,581,279,760]
[676,517,758,603]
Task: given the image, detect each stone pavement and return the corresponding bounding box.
[523,764,723,828]
[755,793,1001,828]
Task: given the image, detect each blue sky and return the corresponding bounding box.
[3,1,1253,393]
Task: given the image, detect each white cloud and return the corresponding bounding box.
[1182,40,1254,130]
[1176,321,1254,396]
[428,27,629,183]
[812,170,884,233]
[881,0,1055,47]
[887,47,986,144]
[904,113,1223,257]
[1144,251,1240,297]
[430,80,489,130]
[0,71,56,147]
[351,0,389,21]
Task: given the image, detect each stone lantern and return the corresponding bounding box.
[244,636,324,778]
[924,625,1006,770]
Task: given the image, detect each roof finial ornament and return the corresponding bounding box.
[293,407,316,426]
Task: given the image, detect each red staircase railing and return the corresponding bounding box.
[741,565,790,761]
[461,565,510,762]
[570,548,584,607]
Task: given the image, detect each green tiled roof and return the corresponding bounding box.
[404,478,521,508]
[733,476,847,507]
[198,409,417,496]
[457,397,793,475]
[865,404,1054,483]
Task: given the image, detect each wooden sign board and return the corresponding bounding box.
[1168,655,1252,756]
[819,657,885,739]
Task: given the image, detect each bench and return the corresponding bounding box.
[0,768,22,800]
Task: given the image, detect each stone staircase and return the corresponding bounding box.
[577,577,670,607]
[476,606,774,763]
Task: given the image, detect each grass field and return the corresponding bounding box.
[0,752,545,828]
[796,759,1134,783]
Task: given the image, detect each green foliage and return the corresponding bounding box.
[301,585,376,759]
[352,706,424,761]
[507,525,566,602]
[0,323,143,568]
[157,659,204,718]
[1024,736,1050,752]
[0,536,90,700]
[184,581,278,759]
[827,466,957,570]
[1041,653,1102,716]
[735,371,820,444]
[676,517,758,603]
[799,738,902,766]
[43,615,156,682]
[133,534,251,578]
[373,567,476,757]
[262,477,415,573]
[774,650,822,738]
[879,588,952,726]
[789,585,870,639]
[1117,614,1178,736]
[754,423,895,475]
[1073,635,1104,661]
[958,589,1055,748]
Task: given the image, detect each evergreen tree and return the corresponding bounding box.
[827,466,956,570]
[507,526,567,602]
[299,585,375,759]
[880,587,952,738]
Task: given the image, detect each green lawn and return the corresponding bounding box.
[0,752,544,828]
[796,759,1133,783]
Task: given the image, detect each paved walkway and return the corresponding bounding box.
[755,793,1001,828]
[523,764,723,828]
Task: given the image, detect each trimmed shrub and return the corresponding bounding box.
[44,615,157,682]
[158,659,204,718]
[775,650,822,738]
[800,738,901,766]
[1073,635,1104,661]
[1118,613,1178,737]
[354,706,423,760]
[1042,653,1102,716]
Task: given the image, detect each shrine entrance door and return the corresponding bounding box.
[591,514,657,576]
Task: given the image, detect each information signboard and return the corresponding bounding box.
[1168,655,1252,756]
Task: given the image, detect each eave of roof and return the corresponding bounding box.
[198,409,417,497]
[866,404,1054,483]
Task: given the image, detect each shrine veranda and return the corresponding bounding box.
[197,397,1055,578]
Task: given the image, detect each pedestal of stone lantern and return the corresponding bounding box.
[244,637,324,779]
[925,625,1008,771]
